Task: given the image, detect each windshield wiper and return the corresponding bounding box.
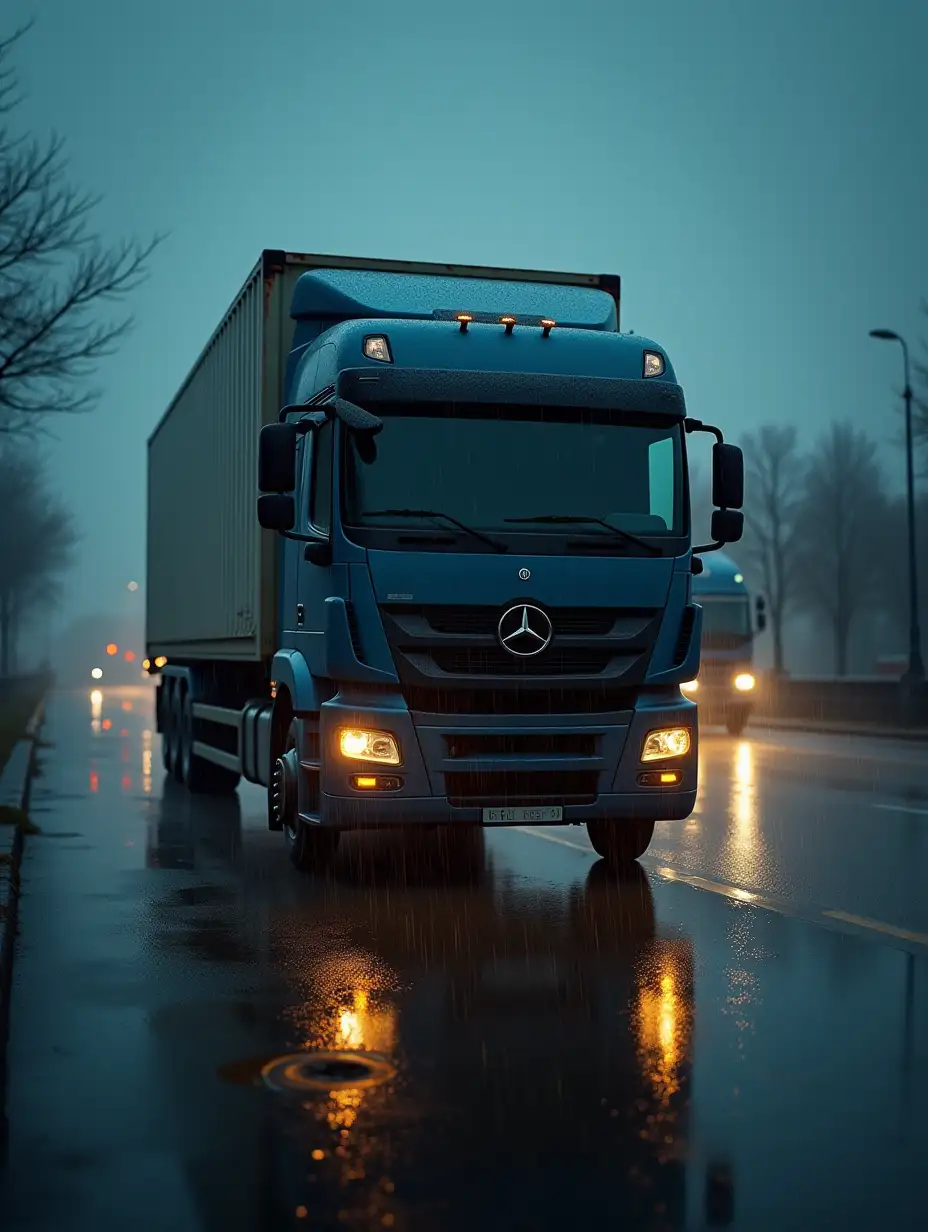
[503,514,661,556]
[362,509,508,553]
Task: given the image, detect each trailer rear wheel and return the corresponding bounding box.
[179,690,240,795]
[586,818,655,865]
[159,680,174,772]
[169,686,185,783]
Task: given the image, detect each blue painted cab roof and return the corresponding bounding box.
[693,551,747,595]
[290,268,617,331]
[290,318,678,401]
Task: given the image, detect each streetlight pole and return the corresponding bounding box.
[870,329,925,719]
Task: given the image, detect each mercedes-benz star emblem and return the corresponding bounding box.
[497,604,553,657]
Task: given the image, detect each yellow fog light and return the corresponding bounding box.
[641,727,692,762]
[338,727,401,765]
[680,679,698,694]
[734,673,755,692]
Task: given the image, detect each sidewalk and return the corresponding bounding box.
[748,715,928,742]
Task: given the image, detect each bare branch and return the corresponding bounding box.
[0,23,164,436]
[738,424,806,672]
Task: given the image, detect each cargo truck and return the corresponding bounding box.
[146,250,744,869]
[681,552,766,735]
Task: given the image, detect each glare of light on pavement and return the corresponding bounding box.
[723,740,758,882]
[634,946,691,1106]
[89,769,99,792]
[142,729,152,794]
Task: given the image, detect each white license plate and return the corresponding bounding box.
[482,806,564,824]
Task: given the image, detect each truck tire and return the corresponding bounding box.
[276,718,339,871]
[170,686,185,783]
[179,690,240,795]
[159,680,174,772]
[586,818,655,865]
[726,709,749,737]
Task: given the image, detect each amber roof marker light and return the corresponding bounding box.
[541,318,556,338]
[499,315,517,335]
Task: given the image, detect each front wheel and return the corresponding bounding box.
[586,818,655,865]
[276,718,340,872]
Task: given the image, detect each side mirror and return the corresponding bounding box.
[258,424,297,493]
[712,443,744,510]
[257,493,295,531]
[711,508,743,544]
[756,596,767,633]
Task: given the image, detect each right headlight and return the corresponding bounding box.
[337,727,402,766]
[641,727,692,762]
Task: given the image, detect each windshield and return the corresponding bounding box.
[342,402,684,546]
[700,596,752,638]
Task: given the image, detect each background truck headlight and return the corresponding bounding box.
[641,727,692,761]
[338,727,402,765]
[734,673,755,692]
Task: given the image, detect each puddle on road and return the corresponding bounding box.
[218,1050,396,1094]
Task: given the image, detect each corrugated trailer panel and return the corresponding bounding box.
[147,261,284,660]
[147,250,621,664]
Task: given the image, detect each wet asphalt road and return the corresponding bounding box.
[2,686,927,1231]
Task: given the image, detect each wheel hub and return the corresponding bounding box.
[272,748,299,829]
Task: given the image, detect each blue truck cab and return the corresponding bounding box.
[149,253,745,870]
[682,552,767,735]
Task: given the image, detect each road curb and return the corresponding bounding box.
[0,692,47,1153]
[749,718,928,742]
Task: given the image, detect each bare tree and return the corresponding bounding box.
[738,425,805,674]
[0,441,76,674]
[793,422,887,676]
[0,23,162,436]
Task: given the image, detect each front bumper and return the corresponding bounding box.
[309,692,698,830]
[320,788,697,829]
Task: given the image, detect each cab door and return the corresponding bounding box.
[296,417,337,678]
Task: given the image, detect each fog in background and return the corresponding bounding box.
[6,0,927,674]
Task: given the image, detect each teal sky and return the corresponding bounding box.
[7,0,927,627]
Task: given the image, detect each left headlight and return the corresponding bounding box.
[734,673,755,692]
[641,727,692,762]
[338,727,402,766]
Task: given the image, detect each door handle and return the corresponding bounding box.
[297,604,304,627]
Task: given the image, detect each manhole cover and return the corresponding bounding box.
[260,1050,395,1093]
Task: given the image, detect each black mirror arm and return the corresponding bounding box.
[692,538,726,556]
[279,529,329,544]
[684,417,724,444]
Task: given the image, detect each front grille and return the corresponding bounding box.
[404,685,637,716]
[444,732,598,758]
[429,647,613,676]
[412,605,624,637]
[445,769,599,806]
[701,632,753,651]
